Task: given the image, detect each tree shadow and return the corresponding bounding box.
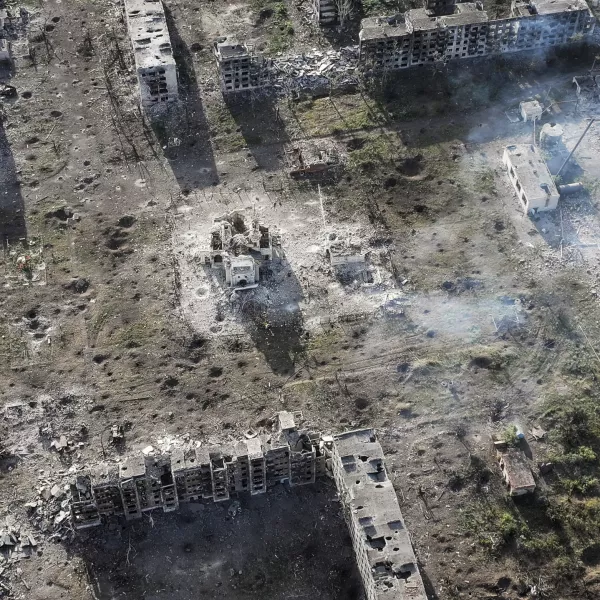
[0,118,26,244]
[225,93,291,172]
[155,7,218,191]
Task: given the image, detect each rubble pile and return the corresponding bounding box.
[0,516,38,561]
[270,46,360,94]
[26,468,78,540]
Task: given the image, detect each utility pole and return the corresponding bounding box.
[555,118,595,178]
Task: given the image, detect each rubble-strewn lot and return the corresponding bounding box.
[3,0,600,598]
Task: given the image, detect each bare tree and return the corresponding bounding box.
[335,0,353,30]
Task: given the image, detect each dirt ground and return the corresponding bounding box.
[3,0,600,599]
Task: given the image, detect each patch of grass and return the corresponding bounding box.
[205,101,246,153]
[362,0,409,17]
[113,319,162,349]
[463,502,527,553]
[347,134,398,171]
[293,95,387,137]
[252,0,294,54]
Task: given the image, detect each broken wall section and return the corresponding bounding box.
[124,0,178,109]
[70,411,319,529]
[331,429,427,600]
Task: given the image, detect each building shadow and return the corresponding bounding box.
[0,118,26,244]
[235,258,306,376]
[158,7,218,191]
[225,93,290,172]
[69,483,359,600]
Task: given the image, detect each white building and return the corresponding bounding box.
[519,100,543,122]
[224,255,259,290]
[0,38,10,63]
[503,144,560,213]
[124,0,178,109]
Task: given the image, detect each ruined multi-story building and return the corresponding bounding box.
[124,0,178,109]
[69,412,425,600]
[213,38,268,94]
[201,209,282,290]
[70,412,317,527]
[0,6,29,67]
[313,0,338,26]
[332,429,427,600]
[359,0,596,72]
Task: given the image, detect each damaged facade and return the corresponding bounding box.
[0,6,29,67]
[503,144,560,212]
[201,210,281,290]
[359,0,596,72]
[70,413,425,600]
[213,38,268,94]
[124,0,178,109]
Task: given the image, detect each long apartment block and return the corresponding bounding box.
[124,0,178,108]
[69,412,317,528]
[359,0,596,72]
[69,413,425,599]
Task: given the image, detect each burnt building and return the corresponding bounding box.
[359,0,595,72]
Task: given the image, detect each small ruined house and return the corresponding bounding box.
[503,144,559,213]
[498,448,536,496]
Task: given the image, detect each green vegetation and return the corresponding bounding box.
[252,0,294,54]
[205,101,246,153]
[292,95,387,137]
[464,396,600,582]
[347,135,398,172]
[502,425,520,447]
[361,0,409,18]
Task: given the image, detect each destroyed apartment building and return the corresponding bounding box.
[573,70,600,114]
[201,210,281,290]
[503,144,560,212]
[69,411,427,600]
[124,0,178,109]
[0,6,29,67]
[213,38,268,94]
[358,0,596,72]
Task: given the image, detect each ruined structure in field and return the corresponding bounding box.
[325,230,366,266]
[358,0,595,72]
[124,0,178,109]
[201,210,281,290]
[70,412,425,599]
[503,144,560,212]
[497,448,536,496]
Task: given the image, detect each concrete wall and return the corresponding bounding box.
[359,4,596,71]
[124,0,178,109]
